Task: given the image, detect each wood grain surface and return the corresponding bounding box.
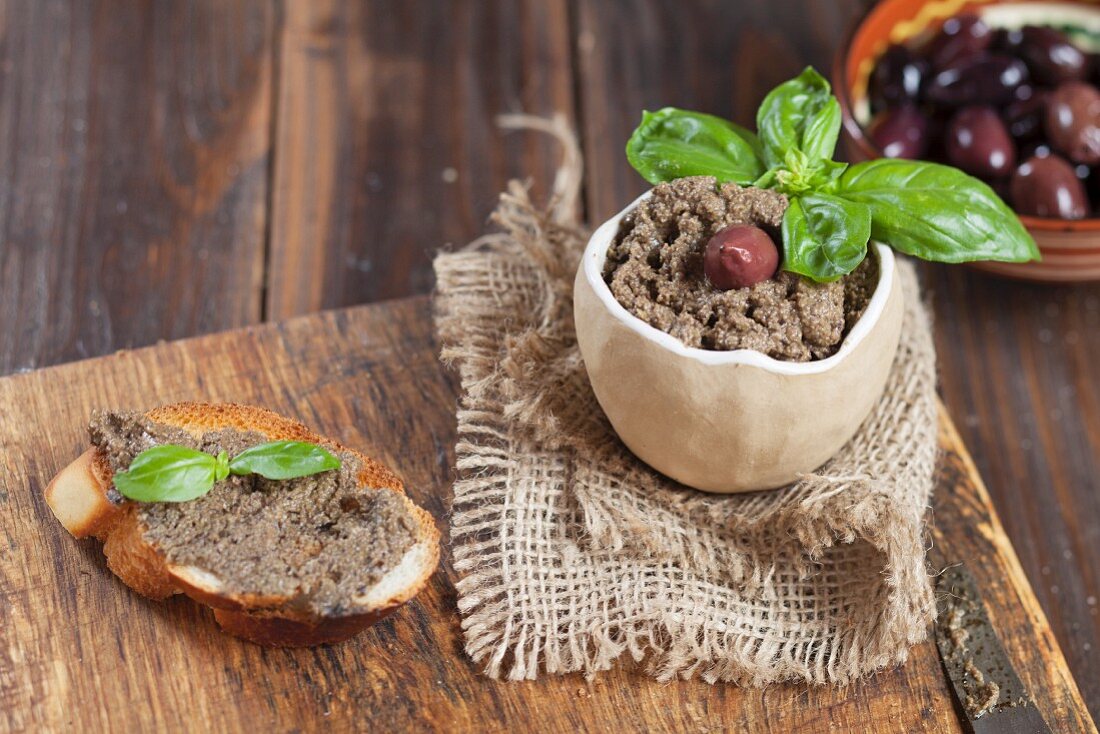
[0,298,1092,733]
[922,264,1100,709]
[0,0,274,374]
[265,0,576,319]
[0,0,1098,724]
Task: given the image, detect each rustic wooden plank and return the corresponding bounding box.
[929,413,1095,734]
[264,0,576,319]
[0,298,1091,732]
[573,0,1100,721]
[0,0,275,376]
[922,262,1100,715]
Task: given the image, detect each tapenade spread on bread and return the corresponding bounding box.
[45,402,440,647]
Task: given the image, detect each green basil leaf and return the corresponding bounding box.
[626,108,765,185]
[728,120,765,163]
[214,450,230,482]
[757,67,840,167]
[802,97,841,162]
[775,148,814,194]
[114,446,217,503]
[836,159,1040,263]
[773,152,849,196]
[781,194,872,282]
[228,440,341,480]
[805,159,848,192]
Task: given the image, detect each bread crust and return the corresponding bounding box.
[44,402,440,647]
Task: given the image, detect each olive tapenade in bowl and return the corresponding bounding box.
[575,68,1038,494]
[576,190,903,493]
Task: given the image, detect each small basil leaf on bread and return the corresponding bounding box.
[227,440,341,480]
[114,441,340,502]
[113,446,217,503]
[214,450,230,482]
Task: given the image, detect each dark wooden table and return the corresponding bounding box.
[1,0,1097,722]
[1,301,1093,732]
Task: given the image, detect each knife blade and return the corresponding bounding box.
[934,564,1052,734]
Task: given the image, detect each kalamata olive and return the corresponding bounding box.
[925,54,1029,107]
[1014,83,1035,101]
[992,27,1024,54]
[870,44,930,109]
[911,112,950,164]
[1020,141,1053,160]
[989,177,1012,204]
[704,225,779,291]
[1073,164,1094,206]
[1003,89,1048,142]
[1089,168,1100,214]
[1045,81,1100,165]
[1010,154,1089,219]
[946,106,1017,177]
[1017,26,1088,85]
[924,14,993,69]
[867,105,930,158]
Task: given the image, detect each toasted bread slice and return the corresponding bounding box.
[45,402,440,647]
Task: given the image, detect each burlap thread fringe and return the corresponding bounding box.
[435,115,938,685]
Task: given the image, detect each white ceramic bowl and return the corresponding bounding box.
[574,192,905,493]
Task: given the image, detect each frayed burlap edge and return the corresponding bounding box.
[435,115,937,685]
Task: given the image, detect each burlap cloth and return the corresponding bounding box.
[434,118,938,686]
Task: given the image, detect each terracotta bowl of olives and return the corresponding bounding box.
[833,0,1100,282]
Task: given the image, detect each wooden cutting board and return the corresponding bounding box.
[0,297,1093,733]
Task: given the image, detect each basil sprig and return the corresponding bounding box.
[625,67,1040,282]
[757,67,841,172]
[113,441,341,503]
